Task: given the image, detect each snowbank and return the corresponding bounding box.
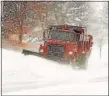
[2,44,108,95]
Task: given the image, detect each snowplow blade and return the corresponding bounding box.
[22,49,70,64]
[22,49,41,57]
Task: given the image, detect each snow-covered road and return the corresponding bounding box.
[2,44,108,95]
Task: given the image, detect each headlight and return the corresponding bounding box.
[40,49,44,53]
[69,51,73,55]
[82,51,85,53]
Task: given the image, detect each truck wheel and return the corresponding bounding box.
[69,57,77,69]
[74,52,91,69]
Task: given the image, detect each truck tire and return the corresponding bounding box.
[75,52,91,69]
[70,52,91,69]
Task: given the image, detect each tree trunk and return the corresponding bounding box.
[18,2,27,43]
[19,24,23,43]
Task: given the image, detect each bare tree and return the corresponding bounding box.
[2,1,27,43]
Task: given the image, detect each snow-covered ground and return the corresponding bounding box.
[2,44,108,95]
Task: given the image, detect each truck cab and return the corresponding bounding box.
[40,25,93,59]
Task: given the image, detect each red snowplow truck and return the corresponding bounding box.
[23,25,93,66]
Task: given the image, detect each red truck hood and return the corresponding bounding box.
[45,39,74,45]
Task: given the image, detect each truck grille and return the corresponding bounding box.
[48,44,64,57]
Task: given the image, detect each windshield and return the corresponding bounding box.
[48,30,79,41]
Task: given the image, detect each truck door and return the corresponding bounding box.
[76,33,81,46]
